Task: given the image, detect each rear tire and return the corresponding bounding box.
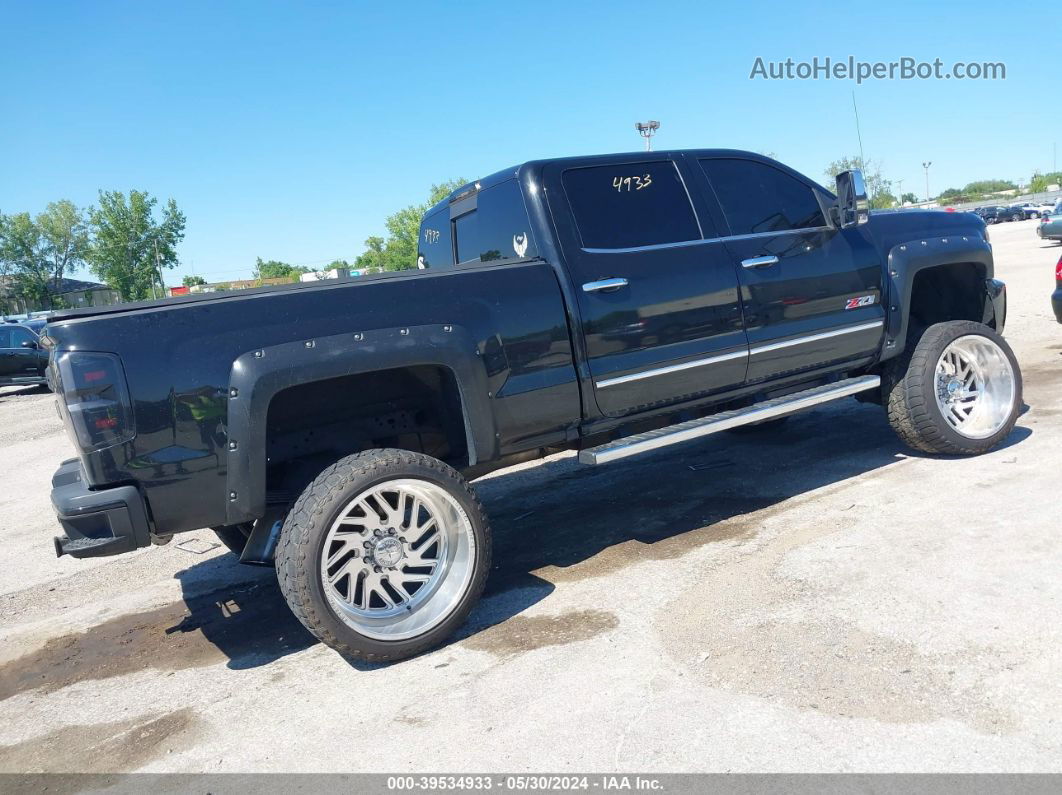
[884,320,1021,455]
[275,449,491,662]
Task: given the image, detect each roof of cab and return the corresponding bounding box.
[423,149,812,218]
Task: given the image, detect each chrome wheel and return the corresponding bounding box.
[934,335,1016,439]
[320,478,476,641]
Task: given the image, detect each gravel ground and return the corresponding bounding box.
[0,219,1059,773]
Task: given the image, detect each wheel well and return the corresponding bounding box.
[909,262,990,330]
[264,365,468,499]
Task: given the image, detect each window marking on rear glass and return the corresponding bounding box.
[424,228,440,244]
[513,233,528,257]
[612,174,653,192]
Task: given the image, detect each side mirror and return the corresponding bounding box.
[21,340,37,349]
[835,169,870,227]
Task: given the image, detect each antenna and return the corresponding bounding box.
[852,91,866,175]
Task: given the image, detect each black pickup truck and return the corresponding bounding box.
[43,150,1021,661]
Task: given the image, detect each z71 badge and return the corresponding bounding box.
[845,295,876,310]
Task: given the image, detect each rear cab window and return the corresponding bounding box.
[452,180,538,265]
[418,207,454,270]
[699,158,826,236]
[561,160,701,249]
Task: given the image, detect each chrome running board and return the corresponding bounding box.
[578,375,881,465]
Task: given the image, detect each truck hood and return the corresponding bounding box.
[862,208,988,258]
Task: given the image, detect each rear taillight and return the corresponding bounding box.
[1056,255,1062,284]
[54,352,135,452]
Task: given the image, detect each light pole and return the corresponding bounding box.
[922,161,932,203]
[635,120,660,151]
[896,178,905,205]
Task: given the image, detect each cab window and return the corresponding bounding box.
[700,158,826,235]
[452,180,537,265]
[562,160,701,249]
[417,207,454,269]
[10,327,35,347]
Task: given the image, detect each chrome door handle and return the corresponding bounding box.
[582,277,629,293]
[741,255,779,269]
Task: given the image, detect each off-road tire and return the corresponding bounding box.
[275,449,491,662]
[884,320,1021,455]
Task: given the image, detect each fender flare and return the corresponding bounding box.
[223,323,494,525]
[879,235,995,363]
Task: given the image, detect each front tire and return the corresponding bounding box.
[885,321,1021,455]
[275,449,491,662]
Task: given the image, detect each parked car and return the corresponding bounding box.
[1038,210,1062,243]
[0,324,49,387]
[975,206,1006,224]
[1021,202,1056,219]
[1001,205,1026,222]
[43,150,1020,661]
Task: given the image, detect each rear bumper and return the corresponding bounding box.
[51,459,151,558]
[1052,286,1062,324]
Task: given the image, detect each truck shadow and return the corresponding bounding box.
[166,401,1031,670]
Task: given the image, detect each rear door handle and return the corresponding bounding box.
[741,255,779,269]
[582,277,629,293]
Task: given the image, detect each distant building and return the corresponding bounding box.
[0,276,120,314]
[50,278,121,308]
[300,267,351,282]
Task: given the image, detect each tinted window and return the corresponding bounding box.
[10,327,35,347]
[562,161,701,249]
[700,158,826,235]
[0,328,10,348]
[453,180,537,265]
[417,207,454,269]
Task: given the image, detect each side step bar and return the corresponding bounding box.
[579,375,880,465]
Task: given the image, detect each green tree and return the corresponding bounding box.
[354,236,387,272]
[182,274,207,287]
[355,179,467,272]
[873,191,898,209]
[900,192,918,205]
[963,179,1017,195]
[88,190,186,301]
[37,200,88,287]
[0,212,52,308]
[253,258,309,281]
[1029,172,1062,193]
[824,157,894,209]
[0,201,88,310]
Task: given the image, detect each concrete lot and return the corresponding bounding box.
[1,219,1060,773]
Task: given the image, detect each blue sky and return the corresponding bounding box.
[1,0,1054,285]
